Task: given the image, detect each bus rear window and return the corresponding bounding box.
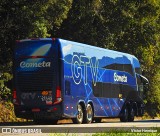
[15,40,53,58]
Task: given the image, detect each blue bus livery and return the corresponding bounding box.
[13,38,148,124]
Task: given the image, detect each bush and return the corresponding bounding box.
[0,72,12,101]
[0,101,26,122]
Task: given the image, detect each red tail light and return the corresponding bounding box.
[13,89,19,105]
[54,86,62,104]
[13,89,17,99]
[56,86,61,98]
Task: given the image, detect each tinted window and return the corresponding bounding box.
[93,82,121,98]
[65,80,71,95]
[135,68,142,74]
[123,64,134,76]
[123,56,134,76]
[103,56,115,70]
[93,82,136,98]
[16,40,54,58]
[115,56,124,71]
[102,54,134,76]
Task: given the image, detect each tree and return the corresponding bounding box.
[0,0,159,117]
[0,0,73,101]
[59,0,160,116]
[0,0,73,66]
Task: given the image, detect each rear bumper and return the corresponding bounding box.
[14,105,63,120]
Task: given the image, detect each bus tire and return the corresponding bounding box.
[84,104,93,124]
[128,107,134,122]
[120,106,128,122]
[72,104,83,124]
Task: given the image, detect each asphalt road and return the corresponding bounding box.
[0,119,160,134]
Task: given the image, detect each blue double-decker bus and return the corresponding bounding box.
[13,38,148,124]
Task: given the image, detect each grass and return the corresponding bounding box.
[92,133,158,136]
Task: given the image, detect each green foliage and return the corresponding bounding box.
[93,133,157,136]
[59,0,160,117]
[146,69,160,116]
[0,0,73,65]
[0,101,26,122]
[0,72,12,101]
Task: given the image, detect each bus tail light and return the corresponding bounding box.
[54,86,62,104]
[13,89,19,105]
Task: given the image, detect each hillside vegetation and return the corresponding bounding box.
[0,0,159,121]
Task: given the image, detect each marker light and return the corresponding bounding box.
[13,89,19,105]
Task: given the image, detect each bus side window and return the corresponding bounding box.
[114,56,124,71]
[93,82,103,97]
[65,80,71,95]
[123,64,134,76]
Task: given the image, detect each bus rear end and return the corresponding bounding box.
[13,38,63,123]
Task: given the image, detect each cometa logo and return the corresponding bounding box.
[20,61,51,68]
[114,72,127,83]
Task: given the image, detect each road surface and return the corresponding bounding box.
[0,119,160,134]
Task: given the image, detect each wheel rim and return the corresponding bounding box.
[87,104,93,122]
[77,105,83,123]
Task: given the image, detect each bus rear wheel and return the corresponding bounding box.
[72,104,83,124]
[120,106,128,122]
[84,104,93,124]
[128,107,135,122]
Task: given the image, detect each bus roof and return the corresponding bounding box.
[58,39,138,61]
[16,38,139,62]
